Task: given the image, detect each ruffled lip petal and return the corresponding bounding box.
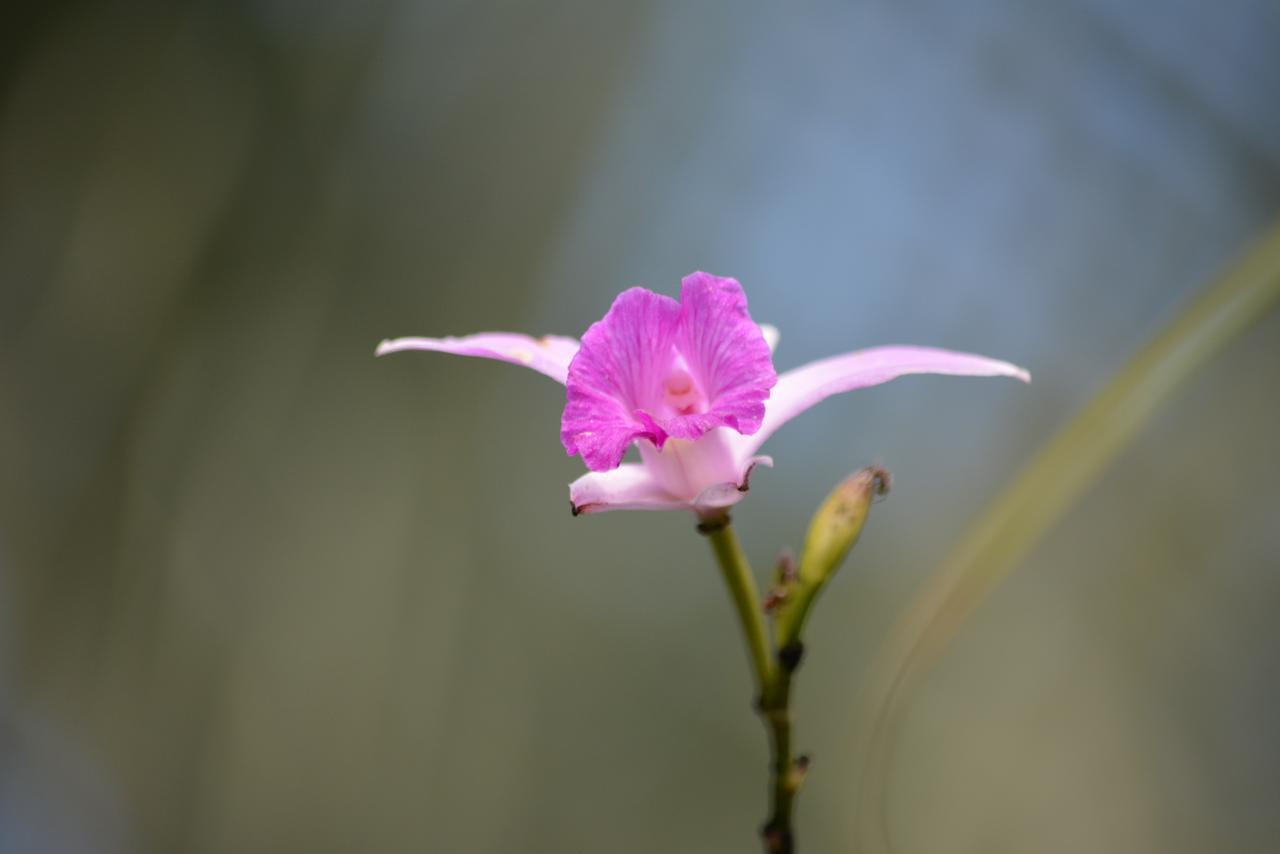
[376,332,579,384]
[738,345,1030,456]
[561,288,682,471]
[673,272,776,438]
[562,276,779,473]
[568,464,685,515]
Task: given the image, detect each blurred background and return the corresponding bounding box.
[2,1,1278,852]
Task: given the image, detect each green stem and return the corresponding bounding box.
[760,662,800,854]
[702,515,773,694]
[701,514,799,853]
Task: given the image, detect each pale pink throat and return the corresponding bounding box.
[663,365,706,416]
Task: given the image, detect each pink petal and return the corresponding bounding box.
[568,465,685,515]
[376,332,579,384]
[561,275,777,472]
[663,272,777,440]
[561,288,682,471]
[738,345,1031,455]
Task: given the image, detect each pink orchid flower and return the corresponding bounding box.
[378,273,1028,516]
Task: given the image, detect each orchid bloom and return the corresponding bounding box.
[378,273,1028,516]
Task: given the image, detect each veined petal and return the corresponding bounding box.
[569,464,685,515]
[376,332,579,384]
[561,288,681,471]
[561,276,777,470]
[665,272,777,440]
[738,345,1030,455]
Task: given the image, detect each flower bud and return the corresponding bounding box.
[798,466,888,588]
[774,467,889,647]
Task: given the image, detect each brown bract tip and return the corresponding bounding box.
[868,465,891,497]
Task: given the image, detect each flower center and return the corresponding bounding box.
[663,368,704,415]
[637,429,740,501]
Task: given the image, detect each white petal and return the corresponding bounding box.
[759,323,780,354]
[568,465,685,515]
[376,332,579,384]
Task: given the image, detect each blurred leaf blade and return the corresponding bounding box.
[855,220,1280,854]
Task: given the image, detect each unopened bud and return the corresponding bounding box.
[773,467,888,648]
[798,466,888,588]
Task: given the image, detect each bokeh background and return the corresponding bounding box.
[2,1,1279,852]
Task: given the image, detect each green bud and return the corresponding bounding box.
[773,466,889,648]
[798,466,888,587]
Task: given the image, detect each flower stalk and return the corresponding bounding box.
[702,468,887,853]
[759,642,801,854]
[700,513,795,852]
[699,513,774,694]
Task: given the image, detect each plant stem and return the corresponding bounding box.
[701,514,773,694]
[760,659,800,854]
[700,514,799,853]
